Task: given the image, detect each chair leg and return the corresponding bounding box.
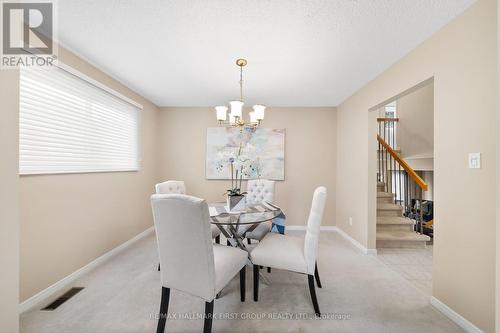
[156,287,170,333]
[307,275,321,317]
[253,265,259,301]
[247,238,251,245]
[203,300,214,333]
[240,266,246,302]
[267,267,271,273]
[157,263,160,271]
[215,235,220,244]
[314,262,322,288]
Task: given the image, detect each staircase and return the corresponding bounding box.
[377,182,429,248]
[376,118,431,248]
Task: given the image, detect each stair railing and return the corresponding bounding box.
[377,118,398,188]
[377,122,428,234]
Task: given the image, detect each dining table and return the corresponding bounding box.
[208,201,283,253]
[209,201,283,292]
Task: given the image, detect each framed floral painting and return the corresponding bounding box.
[206,127,285,180]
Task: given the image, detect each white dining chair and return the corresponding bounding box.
[239,179,275,243]
[155,180,186,195]
[151,194,248,333]
[155,180,221,244]
[250,186,327,316]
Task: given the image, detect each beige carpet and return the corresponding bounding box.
[377,246,433,296]
[21,231,463,333]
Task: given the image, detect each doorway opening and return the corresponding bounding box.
[372,79,434,295]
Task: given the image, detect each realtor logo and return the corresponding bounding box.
[1,1,57,68]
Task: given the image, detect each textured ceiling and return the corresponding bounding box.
[57,0,475,107]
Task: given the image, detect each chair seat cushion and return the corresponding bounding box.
[213,244,248,294]
[250,233,307,274]
[211,225,221,239]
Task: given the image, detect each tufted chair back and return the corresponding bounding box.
[151,194,216,301]
[155,180,186,195]
[246,179,275,205]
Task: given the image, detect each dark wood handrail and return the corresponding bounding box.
[377,117,399,122]
[377,135,428,191]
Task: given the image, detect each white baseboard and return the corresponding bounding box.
[286,225,337,232]
[285,225,307,231]
[287,226,376,255]
[320,226,337,232]
[335,227,377,255]
[19,226,155,314]
[430,297,483,333]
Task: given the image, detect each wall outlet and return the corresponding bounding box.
[349,217,353,226]
[468,153,481,169]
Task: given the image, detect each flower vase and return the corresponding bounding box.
[227,194,246,212]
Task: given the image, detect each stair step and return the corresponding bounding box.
[377,204,403,211]
[377,182,386,192]
[377,230,429,241]
[377,192,393,198]
[377,196,393,204]
[376,230,430,248]
[377,203,403,217]
[377,216,414,225]
[377,216,414,232]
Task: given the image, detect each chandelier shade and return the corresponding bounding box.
[215,106,228,121]
[249,112,258,124]
[229,100,244,119]
[253,105,266,120]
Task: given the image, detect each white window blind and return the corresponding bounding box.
[19,65,141,175]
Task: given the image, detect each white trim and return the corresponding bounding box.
[19,226,154,313]
[286,226,337,231]
[335,227,378,255]
[287,226,377,255]
[56,61,143,109]
[286,225,307,231]
[430,297,483,333]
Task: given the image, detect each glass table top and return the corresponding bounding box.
[209,202,282,225]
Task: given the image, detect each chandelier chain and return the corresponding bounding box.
[239,65,243,102]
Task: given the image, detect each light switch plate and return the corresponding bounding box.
[468,153,481,169]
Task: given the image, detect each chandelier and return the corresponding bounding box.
[215,58,265,128]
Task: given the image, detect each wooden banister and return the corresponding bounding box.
[377,117,399,122]
[377,135,428,191]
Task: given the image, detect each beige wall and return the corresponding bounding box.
[396,82,434,159]
[497,1,500,331]
[157,107,337,227]
[337,0,496,331]
[0,70,20,332]
[421,171,434,201]
[19,47,160,302]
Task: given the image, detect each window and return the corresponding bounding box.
[19,64,141,175]
[384,101,397,118]
[382,101,397,148]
